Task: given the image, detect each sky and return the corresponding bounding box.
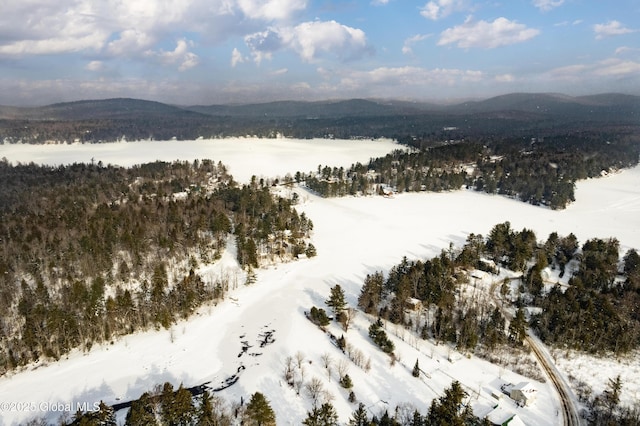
[0,0,639,106]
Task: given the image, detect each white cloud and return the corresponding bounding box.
[271,68,288,75]
[554,19,582,27]
[547,58,640,80]
[0,2,108,55]
[420,0,469,20]
[615,46,640,55]
[337,66,484,92]
[593,58,640,76]
[245,20,370,63]
[290,21,369,62]
[532,0,564,12]
[594,21,636,39]
[145,39,200,71]
[371,0,390,5]
[107,29,155,57]
[237,0,306,21]
[231,48,246,67]
[244,29,282,64]
[85,61,105,72]
[402,34,430,55]
[0,0,308,61]
[495,74,516,83]
[438,17,540,49]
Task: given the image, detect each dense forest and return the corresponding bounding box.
[303,130,640,209]
[358,221,640,356]
[0,159,313,372]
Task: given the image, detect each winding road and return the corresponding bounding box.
[525,334,581,426]
[489,277,581,425]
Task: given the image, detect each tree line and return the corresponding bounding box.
[61,379,481,426]
[0,159,313,373]
[302,131,640,210]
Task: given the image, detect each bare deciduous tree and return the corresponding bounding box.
[305,377,325,407]
[337,358,349,379]
[283,356,295,387]
[295,351,305,369]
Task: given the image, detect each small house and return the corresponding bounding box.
[510,381,537,406]
[486,406,515,426]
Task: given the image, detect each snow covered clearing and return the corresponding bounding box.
[0,139,639,425]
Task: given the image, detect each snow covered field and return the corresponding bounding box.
[0,139,639,425]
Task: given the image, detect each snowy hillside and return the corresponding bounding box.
[0,139,639,425]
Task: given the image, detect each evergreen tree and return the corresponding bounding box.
[326,284,347,318]
[508,308,527,345]
[349,403,369,426]
[369,319,395,354]
[410,410,424,426]
[624,249,640,291]
[125,392,156,425]
[161,383,194,426]
[244,392,276,426]
[196,390,216,426]
[309,306,331,328]
[376,410,400,425]
[602,375,622,419]
[72,401,117,426]
[358,272,384,314]
[427,381,467,426]
[483,307,506,350]
[302,402,339,426]
[340,374,354,389]
[306,243,317,258]
[412,359,420,378]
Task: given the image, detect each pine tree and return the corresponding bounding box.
[358,272,384,314]
[73,400,117,426]
[412,359,420,378]
[378,410,400,425]
[508,308,527,345]
[125,392,156,425]
[306,243,317,258]
[427,380,467,426]
[161,383,194,426]
[326,285,346,318]
[93,401,117,426]
[302,402,339,426]
[410,409,424,426]
[349,403,369,426]
[196,390,216,426]
[602,375,622,418]
[309,306,331,328]
[244,392,276,426]
[340,374,353,389]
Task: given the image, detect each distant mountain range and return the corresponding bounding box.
[0,93,637,143]
[1,92,638,121]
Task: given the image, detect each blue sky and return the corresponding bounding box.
[0,0,638,105]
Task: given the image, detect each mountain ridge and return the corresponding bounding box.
[1,92,637,121]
